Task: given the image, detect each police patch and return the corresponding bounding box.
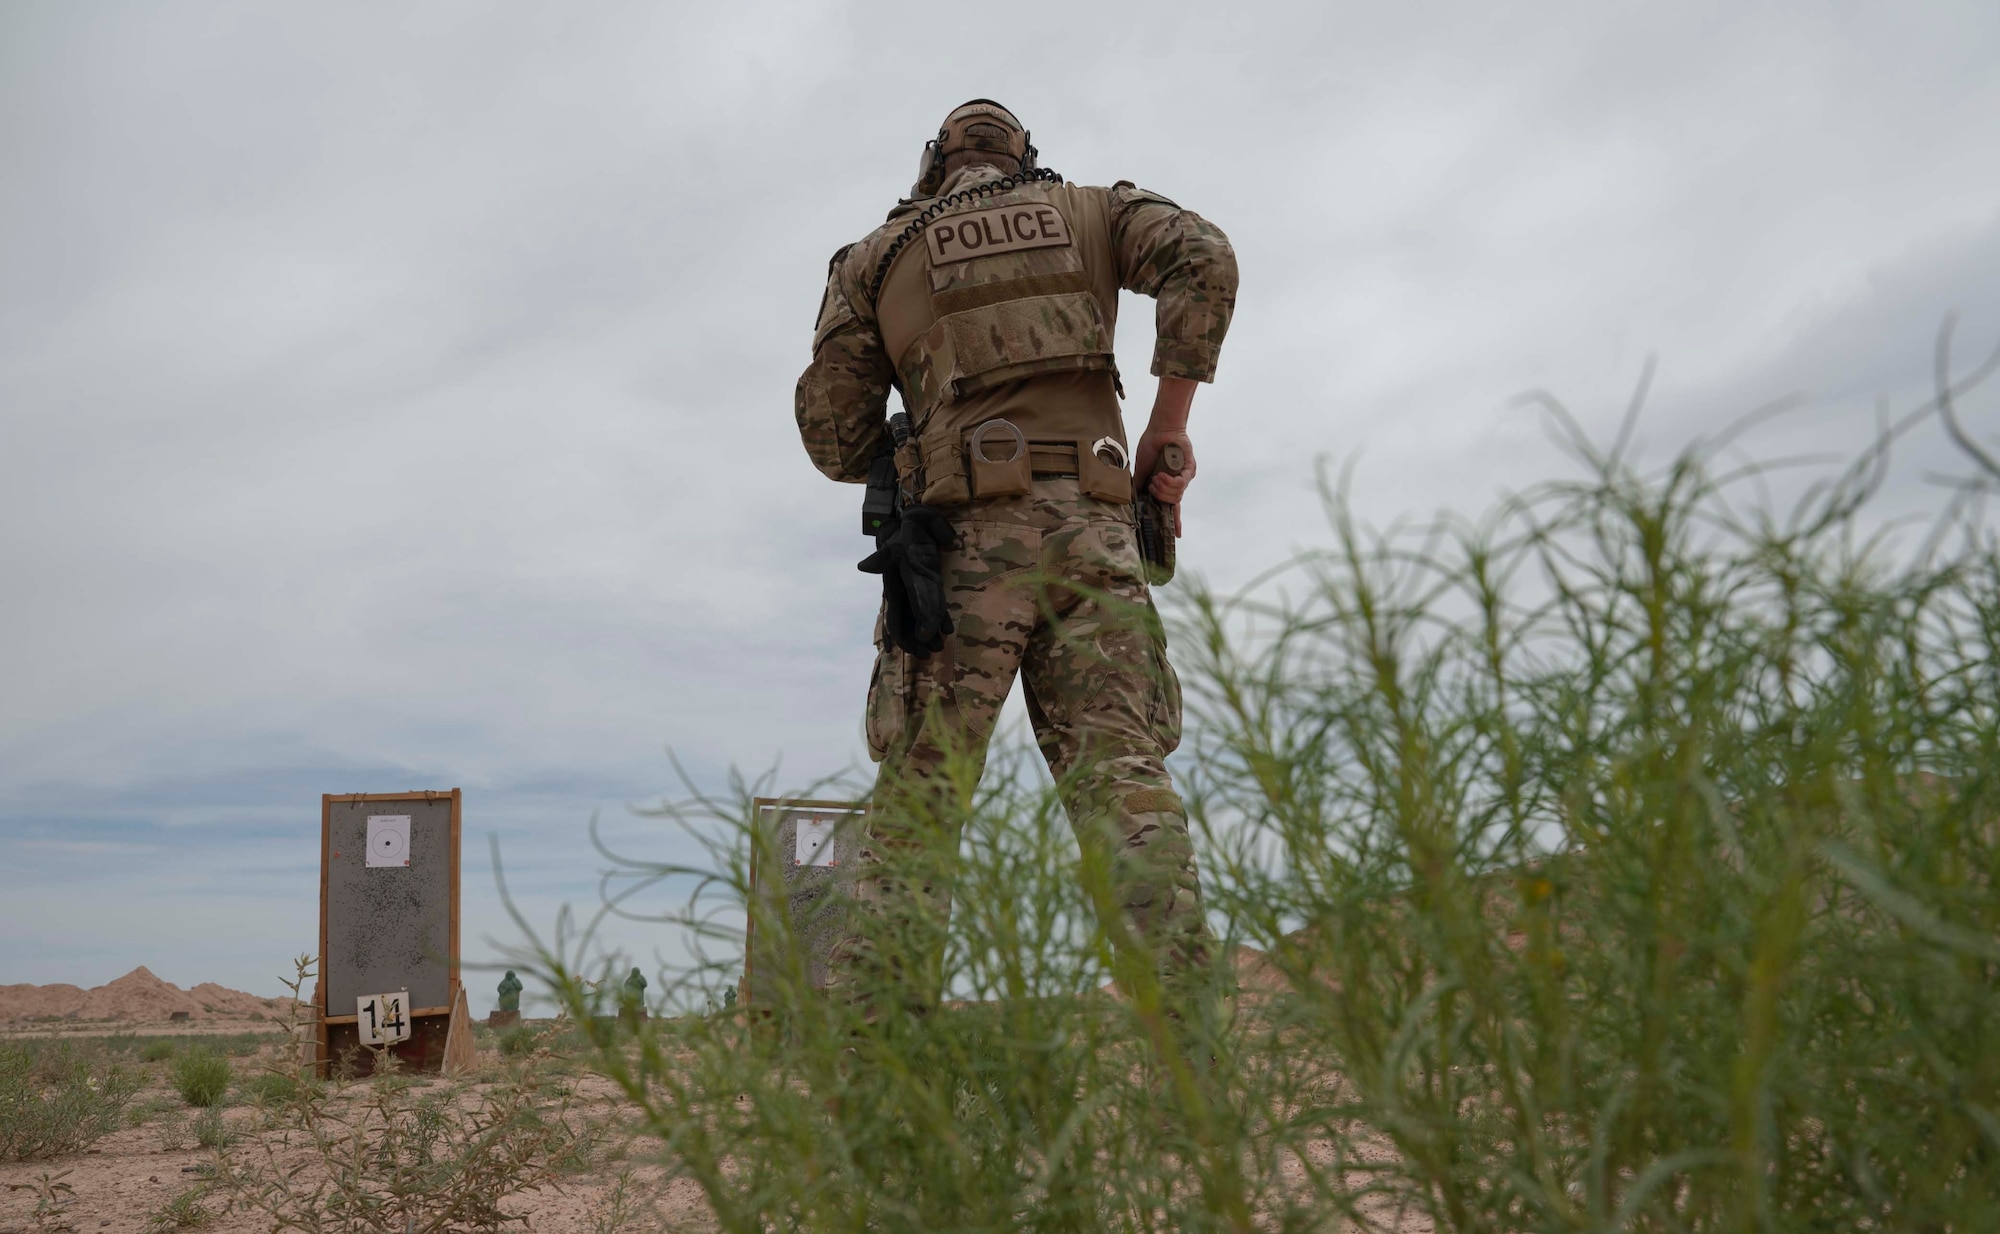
[924,203,1072,265]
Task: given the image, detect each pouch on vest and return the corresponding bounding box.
[1078,436,1134,504]
[966,419,1032,499]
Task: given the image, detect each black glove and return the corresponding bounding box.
[858,504,956,657]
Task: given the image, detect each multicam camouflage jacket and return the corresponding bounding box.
[795,163,1238,497]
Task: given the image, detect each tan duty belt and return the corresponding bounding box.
[1028,443,1080,477]
[963,420,1132,503]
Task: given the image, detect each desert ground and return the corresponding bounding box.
[1,960,1434,1234]
[0,970,712,1232]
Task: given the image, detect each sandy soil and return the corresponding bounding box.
[0,1039,715,1233]
[1,953,1422,1232]
[0,1030,1438,1234]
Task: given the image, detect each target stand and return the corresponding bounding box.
[742,797,868,1010]
[314,790,475,1077]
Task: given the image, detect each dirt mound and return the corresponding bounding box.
[188,981,287,1018]
[0,966,288,1023]
[1094,944,1316,1000]
[1230,943,1290,993]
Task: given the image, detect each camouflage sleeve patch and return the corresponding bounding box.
[1108,183,1239,383]
[812,244,861,349]
[1110,180,1179,210]
[796,247,893,483]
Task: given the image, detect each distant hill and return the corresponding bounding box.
[0,966,289,1023]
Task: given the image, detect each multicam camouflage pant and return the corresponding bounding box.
[833,479,1210,1003]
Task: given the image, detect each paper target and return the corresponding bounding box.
[795,814,837,867]
[366,815,412,867]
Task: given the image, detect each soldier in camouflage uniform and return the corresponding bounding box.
[794,100,1238,1004]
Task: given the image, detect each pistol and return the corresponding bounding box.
[1135,442,1184,586]
[862,413,914,536]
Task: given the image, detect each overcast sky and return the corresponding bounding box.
[3,1,1997,1003]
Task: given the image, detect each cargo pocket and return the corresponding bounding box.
[1147,607,1183,756]
[864,643,908,763]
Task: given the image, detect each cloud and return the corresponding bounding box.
[3,0,1999,994]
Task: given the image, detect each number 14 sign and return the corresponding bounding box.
[357,991,412,1046]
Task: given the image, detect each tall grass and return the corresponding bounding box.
[517,340,2000,1231]
[1173,410,2000,1228]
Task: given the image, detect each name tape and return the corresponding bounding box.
[925,203,1072,264]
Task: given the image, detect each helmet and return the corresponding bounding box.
[911,99,1038,198]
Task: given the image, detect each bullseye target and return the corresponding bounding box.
[366,814,411,867]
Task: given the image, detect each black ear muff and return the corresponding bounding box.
[911,138,944,198]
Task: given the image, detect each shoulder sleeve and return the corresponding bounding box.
[794,243,894,483]
[1107,181,1239,383]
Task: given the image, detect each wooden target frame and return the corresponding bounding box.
[314,790,474,1076]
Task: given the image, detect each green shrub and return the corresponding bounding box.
[5,1169,77,1228]
[171,1050,230,1108]
[126,1094,180,1128]
[209,1062,585,1230]
[155,1110,190,1152]
[140,1039,177,1063]
[0,1041,141,1161]
[144,1182,216,1231]
[518,357,2000,1231]
[241,1071,321,1106]
[498,1025,537,1056]
[191,1107,235,1149]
